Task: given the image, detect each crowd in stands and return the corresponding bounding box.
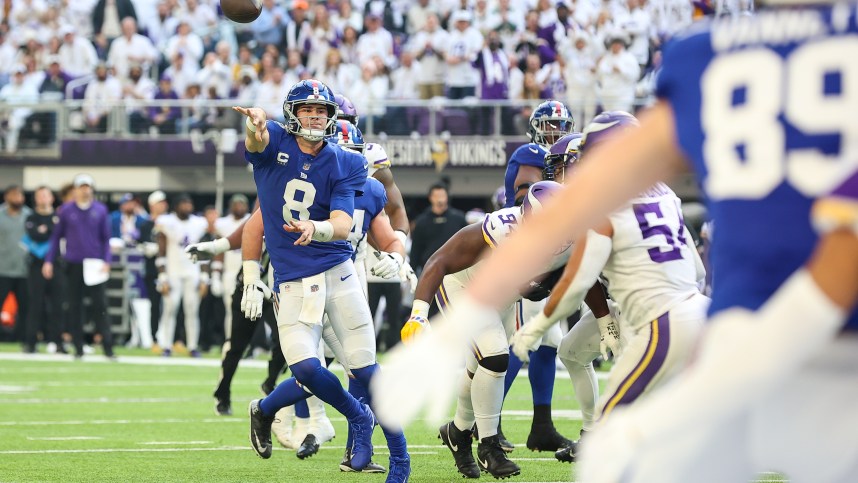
[0,0,751,149]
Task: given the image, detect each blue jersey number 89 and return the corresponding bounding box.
[701,37,858,200]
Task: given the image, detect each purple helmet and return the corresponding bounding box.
[521,180,562,216]
[333,93,359,126]
[543,132,583,182]
[580,111,639,156]
[528,100,575,148]
[491,186,506,211]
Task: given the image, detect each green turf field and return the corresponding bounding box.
[0,347,787,482]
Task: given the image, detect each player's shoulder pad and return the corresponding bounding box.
[365,142,391,171]
[510,142,547,168]
[481,206,522,248]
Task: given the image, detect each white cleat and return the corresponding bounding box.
[272,406,295,449]
[290,416,309,450]
[309,415,336,444]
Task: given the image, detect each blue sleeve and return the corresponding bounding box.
[655,38,683,102]
[330,151,369,217]
[244,121,284,167]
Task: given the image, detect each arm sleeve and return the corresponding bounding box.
[329,152,368,217]
[45,211,65,263]
[244,121,283,168]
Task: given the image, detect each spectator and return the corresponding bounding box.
[648,0,693,40]
[83,62,122,133]
[390,50,420,101]
[493,0,524,54]
[164,19,205,66]
[234,66,260,107]
[338,25,360,65]
[636,48,662,107]
[180,0,218,43]
[255,66,290,121]
[615,0,653,71]
[408,12,447,99]
[145,1,180,54]
[356,12,394,68]
[23,186,60,354]
[474,30,511,135]
[106,17,158,81]
[149,74,181,134]
[283,0,311,59]
[561,32,598,126]
[123,63,157,133]
[332,0,363,34]
[283,49,306,85]
[305,4,338,76]
[444,10,483,100]
[473,0,500,36]
[349,60,389,134]
[110,193,147,245]
[232,44,260,84]
[21,55,46,93]
[92,0,137,43]
[38,56,72,98]
[214,40,237,79]
[43,174,115,360]
[57,26,99,77]
[195,52,232,99]
[409,183,468,275]
[162,52,199,99]
[315,48,359,96]
[596,31,640,112]
[0,31,17,86]
[254,0,287,49]
[0,66,40,152]
[0,185,31,350]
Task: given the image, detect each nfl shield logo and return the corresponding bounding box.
[310,284,319,293]
[303,163,311,171]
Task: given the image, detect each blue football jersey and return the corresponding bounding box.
[504,143,547,208]
[656,5,858,330]
[246,121,368,288]
[348,177,388,259]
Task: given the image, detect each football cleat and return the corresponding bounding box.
[296,434,320,459]
[290,416,309,449]
[248,399,275,459]
[474,420,515,453]
[439,421,480,479]
[272,406,294,449]
[477,435,521,479]
[555,429,587,463]
[526,423,574,452]
[348,403,376,470]
[386,454,411,483]
[309,415,336,444]
[260,380,275,396]
[340,448,387,473]
[214,398,232,416]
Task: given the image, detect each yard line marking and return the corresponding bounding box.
[0,418,244,426]
[26,436,103,441]
[0,397,211,404]
[0,446,250,455]
[139,441,212,445]
[0,385,36,394]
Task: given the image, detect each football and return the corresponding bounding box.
[220,0,262,23]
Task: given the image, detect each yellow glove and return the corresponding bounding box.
[401,300,431,344]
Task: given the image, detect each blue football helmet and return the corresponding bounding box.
[521,180,563,216]
[528,100,575,148]
[580,111,640,156]
[282,79,338,142]
[334,93,359,126]
[327,120,366,154]
[544,132,583,182]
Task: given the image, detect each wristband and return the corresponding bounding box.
[242,260,261,285]
[155,256,167,268]
[410,299,430,319]
[245,116,257,133]
[310,220,334,242]
[394,230,408,247]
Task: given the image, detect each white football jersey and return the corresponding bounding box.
[601,183,700,329]
[446,206,572,288]
[158,213,208,274]
[215,214,250,274]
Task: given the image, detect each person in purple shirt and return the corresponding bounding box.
[149,74,181,135]
[43,174,115,359]
[474,30,511,135]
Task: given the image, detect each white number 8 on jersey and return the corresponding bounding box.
[282,179,317,223]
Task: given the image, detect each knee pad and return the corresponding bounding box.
[289,358,322,383]
[478,353,509,374]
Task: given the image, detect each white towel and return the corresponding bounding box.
[298,273,326,327]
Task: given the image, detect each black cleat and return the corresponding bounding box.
[296,434,320,459]
[526,423,574,452]
[555,430,587,463]
[439,421,480,479]
[248,399,275,459]
[340,448,387,473]
[260,381,275,396]
[477,435,521,479]
[476,419,515,453]
[215,398,232,416]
